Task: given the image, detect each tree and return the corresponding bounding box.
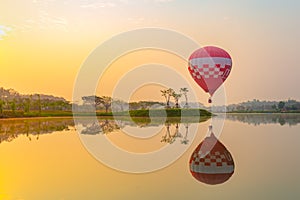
[10,99,16,114]
[161,88,174,108]
[82,95,112,113]
[129,102,140,110]
[171,91,182,108]
[180,87,189,108]
[82,95,102,107]
[99,96,112,113]
[0,99,4,114]
[24,98,31,113]
[0,87,3,115]
[37,94,42,115]
[112,99,126,112]
[278,101,285,111]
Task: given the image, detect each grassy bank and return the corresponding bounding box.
[121,108,212,117]
[0,108,212,118]
[0,111,74,118]
[93,108,212,117]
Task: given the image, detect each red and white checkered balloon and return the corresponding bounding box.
[189,132,235,185]
[188,46,232,103]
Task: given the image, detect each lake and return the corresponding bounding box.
[1,114,300,200]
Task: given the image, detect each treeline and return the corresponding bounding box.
[79,87,194,113]
[0,86,199,118]
[0,87,71,117]
[79,95,166,113]
[3,86,299,117]
[225,99,300,113]
[79,87,192,113]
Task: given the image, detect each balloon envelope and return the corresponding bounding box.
[188,46,232,96]
[189,133,235,185]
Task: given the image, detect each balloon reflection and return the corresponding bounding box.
[189,126,234,185]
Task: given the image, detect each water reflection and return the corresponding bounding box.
[81,120,120,135]
[189,126,235,185]
[1,117,237,184]
[80,119,194,146]
[224,113,300,126]
[0,118,74,144]
[0,117,208,144]
[161,122,191,145]
[77,117,207,173]
[226,113,300,126]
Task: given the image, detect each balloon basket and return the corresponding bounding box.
[208,97,212,104]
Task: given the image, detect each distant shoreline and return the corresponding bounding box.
[226,111,300,114]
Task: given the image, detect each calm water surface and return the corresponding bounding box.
[0,114,300,200]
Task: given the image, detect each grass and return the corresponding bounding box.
[0,108,212,118]
[111,108,212,117]
[103,108,212,124]
[0,110,74,118]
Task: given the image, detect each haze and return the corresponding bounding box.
[0,0,299,104]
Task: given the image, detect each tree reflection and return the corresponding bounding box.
[0,118,74,144]
[161,122,190,145]
[81,120,120,135]
[0,117,206,144]
[225,113,300,126]
[161,123,175,144]
[81,119,194,146]
[181,123,190,145]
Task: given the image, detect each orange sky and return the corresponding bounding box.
[1,0,299,104]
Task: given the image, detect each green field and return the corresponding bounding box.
[0,108,212,118]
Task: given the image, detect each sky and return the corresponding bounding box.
[0,0,299,104]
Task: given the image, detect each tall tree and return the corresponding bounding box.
[112,99,126,112]
[0,87,3,114]
[160,88,174,108]
[82,95,112,113]
[278,101,285,111]
[172,91,182,108]
[24,98,31,113]
[180,87,189,108]
[10,99,16,114]
[37,94,42,115]
[82,95,102,107]
[0,99,4,114]
[99,96,112,113]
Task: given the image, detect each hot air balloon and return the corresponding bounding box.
[189,126,234,185]
[188,46,232,103]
